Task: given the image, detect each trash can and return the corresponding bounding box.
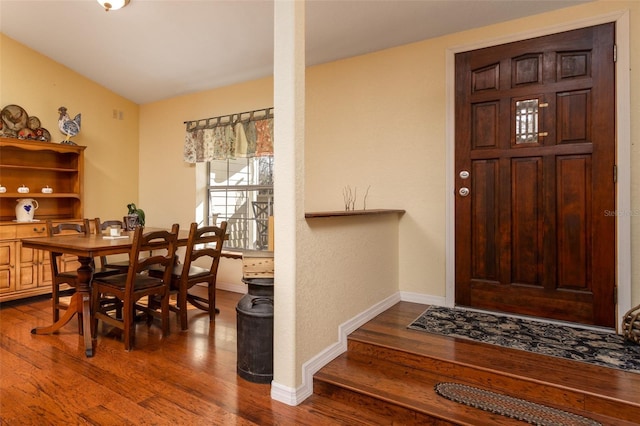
[236,277,274,383]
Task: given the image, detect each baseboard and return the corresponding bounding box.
[399,291,446,307]
[271,292,402,406]
[216,280,246,294]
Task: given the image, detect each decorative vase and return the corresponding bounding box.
[124,214,140,230]
[16,198,39,222]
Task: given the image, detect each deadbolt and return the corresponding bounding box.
[459,170,470,179]
[459,187,470,197]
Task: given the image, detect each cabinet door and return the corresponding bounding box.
[38,249,52,288]
[0,240,16,294]
[18,244,38,291]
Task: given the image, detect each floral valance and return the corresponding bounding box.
[183,108,273,163]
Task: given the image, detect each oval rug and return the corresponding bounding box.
[434,382,601,426]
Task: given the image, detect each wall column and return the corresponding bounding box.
[271,0,306,404]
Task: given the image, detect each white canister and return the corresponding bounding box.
[15,198,39,222]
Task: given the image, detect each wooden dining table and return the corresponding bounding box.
[21,227,191,357]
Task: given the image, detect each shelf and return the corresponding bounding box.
[304,209,405,219]
[0,136,84,223]
[0,164,79,173]
[0,193,81,199]
[0,138,85,153]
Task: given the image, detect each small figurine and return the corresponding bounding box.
[58,106,81,145]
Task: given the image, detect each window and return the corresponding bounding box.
[206,156,273,250]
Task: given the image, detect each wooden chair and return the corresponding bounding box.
[150,222,227,330]
[46,219,120,327]
[91,224,179,351]
[94,218,130,273]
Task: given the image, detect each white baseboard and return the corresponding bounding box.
[399,291,446,307]
[270,292,402,406]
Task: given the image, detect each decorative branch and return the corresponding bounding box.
[363,185,371,210]
[343,185,356,211]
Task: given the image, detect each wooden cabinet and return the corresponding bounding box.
[0,138,85,302]
[0,223,55,301]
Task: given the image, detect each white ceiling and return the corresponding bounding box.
[1,0,589,105]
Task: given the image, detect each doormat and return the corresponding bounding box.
[434,382,601,426]
[408,306,640,373]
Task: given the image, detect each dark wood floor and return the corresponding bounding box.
[1,290,639,425]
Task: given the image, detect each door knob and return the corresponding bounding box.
[459,187,470,197]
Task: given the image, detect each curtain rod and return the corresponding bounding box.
[184,107,273,130]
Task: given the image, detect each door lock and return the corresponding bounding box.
[459,187,470,197]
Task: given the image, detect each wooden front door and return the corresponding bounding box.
[454,23,616,327]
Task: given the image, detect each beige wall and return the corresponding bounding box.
[2,0,638,399]
[139,0,640,394]
[0,34,139,222]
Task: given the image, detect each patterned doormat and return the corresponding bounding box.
[434,382,601,426]
[408,306,640,373]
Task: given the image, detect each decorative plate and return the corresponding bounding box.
[28,116,41,130]
[34,127,51,142]
[1,104,28,131]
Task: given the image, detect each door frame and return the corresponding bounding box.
[445,10,631,331]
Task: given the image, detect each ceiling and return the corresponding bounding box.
[0,0,589,105]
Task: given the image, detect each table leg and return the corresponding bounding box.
[31,256,95,357]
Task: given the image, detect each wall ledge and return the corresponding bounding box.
[304,209,405,219]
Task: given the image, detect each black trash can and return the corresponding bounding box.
[236,277,274,383]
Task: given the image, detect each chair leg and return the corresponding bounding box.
[208,283,216,321]
[90,290,99,338]
[52,284,60,323]
[161,292,171,337]
[123,298,134,351]
[178,287,188,331]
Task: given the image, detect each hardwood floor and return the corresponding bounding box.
[312,302,640,425]
[1,291,639,425]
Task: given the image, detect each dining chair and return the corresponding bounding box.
[46,219,120,328]
[91,224,179,351]
[94,218,130,273]
[149,221,227,330]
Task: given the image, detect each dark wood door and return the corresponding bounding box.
[454,23,616,327]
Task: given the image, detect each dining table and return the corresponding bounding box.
[22,225,243,357]
[21,227,198,357]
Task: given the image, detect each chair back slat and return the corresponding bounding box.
[47,219,91,237]
[94,218,125,235]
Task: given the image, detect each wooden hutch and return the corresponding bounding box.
[0,137,85,302]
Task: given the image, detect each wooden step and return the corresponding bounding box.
[311,302,640,426]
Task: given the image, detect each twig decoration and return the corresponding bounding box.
[343,186,357,211]
[363,185,371,210]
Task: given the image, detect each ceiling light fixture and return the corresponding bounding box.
[97,0,130,12]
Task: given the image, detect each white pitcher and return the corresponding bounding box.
[15,198,39,222]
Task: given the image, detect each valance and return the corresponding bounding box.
[183,107,273,163]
